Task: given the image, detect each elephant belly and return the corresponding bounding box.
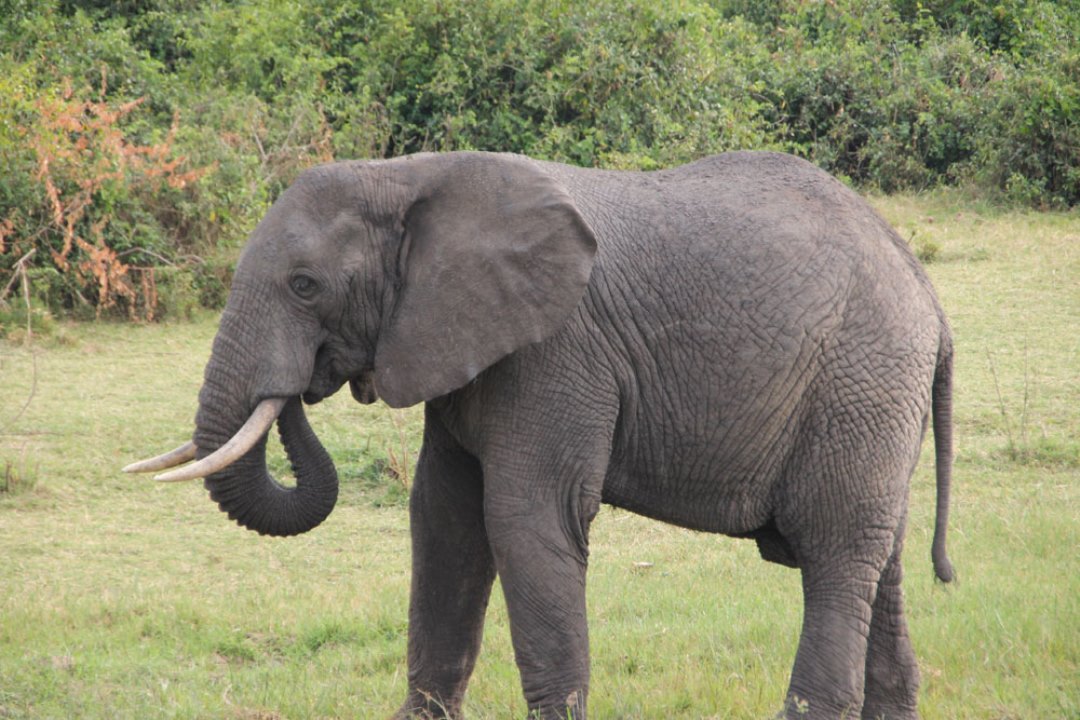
[600,318,818,535]
[602,420,790,535]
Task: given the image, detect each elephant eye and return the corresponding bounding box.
[290,273,318,299]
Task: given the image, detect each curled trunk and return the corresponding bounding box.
[198,397,338,537]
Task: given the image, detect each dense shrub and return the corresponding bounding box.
[973,53,1080,208]
[326,0,776,167]
[760,0,1079,205]
[0,61,209,318]
[1,0,1077,319]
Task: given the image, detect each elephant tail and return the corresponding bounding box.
[931,330,956,583]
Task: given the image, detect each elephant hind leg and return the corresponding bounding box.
[862,527,920,720]
[781,498,906,719]
[777,365,929,718]
[784,552,884,718]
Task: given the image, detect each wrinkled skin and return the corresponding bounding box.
[176,152,955,719]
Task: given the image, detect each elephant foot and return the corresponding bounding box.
[524,689,586,720]
[860,701,919,720]
[774,695,920,719]
[392,691,461,720]
[778,692,861,719]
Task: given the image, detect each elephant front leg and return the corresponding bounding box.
[396,418,496,719]
[485,489,600,720]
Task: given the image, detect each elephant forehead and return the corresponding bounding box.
[244,209,364,268]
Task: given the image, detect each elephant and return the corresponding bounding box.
[127,150,954,720]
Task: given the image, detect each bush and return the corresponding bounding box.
[1,0,1077,323]
[973,54,1080,208]
[0,66,210,318]
[748,0,1078,205]
[327,0,776,167]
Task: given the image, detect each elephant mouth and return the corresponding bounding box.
[349,374,378,404]
[124,397,288,482]
[301,371,377,406]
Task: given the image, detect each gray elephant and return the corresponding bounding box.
[128,151,954,720]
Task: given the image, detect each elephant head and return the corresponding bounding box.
[127,153,597,536]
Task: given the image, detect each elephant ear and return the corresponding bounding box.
[373,153,597,408]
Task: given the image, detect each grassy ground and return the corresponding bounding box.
[1,193,1077,719]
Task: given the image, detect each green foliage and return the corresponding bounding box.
[892,0,1080,59]
[974,52,1080,209]
[1,0,1078,320]
[325,0,775,167]
[761,0,1079,205]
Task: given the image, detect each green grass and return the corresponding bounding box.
[1,193,1077,718]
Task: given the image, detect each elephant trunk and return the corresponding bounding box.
[194,392,338,537]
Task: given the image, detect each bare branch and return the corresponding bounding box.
[1,249,37,304]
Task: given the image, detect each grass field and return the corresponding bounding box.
[1,193,1077,719]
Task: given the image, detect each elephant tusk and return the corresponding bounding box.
[123,441,197,473]
[152,397,288,483]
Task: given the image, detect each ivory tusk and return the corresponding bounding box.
[152,397,289,483]
[123,441,197,473]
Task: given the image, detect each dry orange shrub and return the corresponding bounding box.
[4,70,211,320]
